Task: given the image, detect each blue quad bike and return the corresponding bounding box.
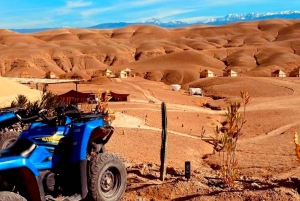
[0,107,40,149]
[0,105,127,201]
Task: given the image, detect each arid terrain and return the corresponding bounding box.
[1,19,300,82]
[48,76,300,201]
[2,19,300,200]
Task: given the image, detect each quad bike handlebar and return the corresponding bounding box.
[37,109,50,122]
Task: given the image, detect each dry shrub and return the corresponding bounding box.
[80,103,94,113]
[213,91,250,187]
[96,89,116,124]
[294,133,300,159]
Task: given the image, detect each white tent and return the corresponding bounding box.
[170,84,181,91]
[189,88,203,96]
[0,77,42,108]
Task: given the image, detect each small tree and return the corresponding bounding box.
[96,89,111,114]
[38,91,62,116]
[213,91,250,186]
[10,91,61,116]
[11,94,29,108]
[294,132,300,159]
[96,89,115,124]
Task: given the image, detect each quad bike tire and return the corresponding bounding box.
[0,131,19,149]
[88,153,127,201]
[0,191,27,201]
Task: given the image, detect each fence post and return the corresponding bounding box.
[160,102,168,181]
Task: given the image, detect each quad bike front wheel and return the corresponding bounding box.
[88,153,127,201]
[0,131,19,149]
[0,191,27,201]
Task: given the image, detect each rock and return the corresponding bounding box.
[251,182,260,189]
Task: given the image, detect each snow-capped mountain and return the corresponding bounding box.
[88,10,300,29]
[11,10,300,33]
[143,18,162,24]
[87,18,190,30]
[202,10,300,25]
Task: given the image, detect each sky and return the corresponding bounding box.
[0,0,300,29]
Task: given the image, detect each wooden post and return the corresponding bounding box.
[75,82,78,106]
[160,102,168,181]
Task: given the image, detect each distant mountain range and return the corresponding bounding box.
[10,10,300,33]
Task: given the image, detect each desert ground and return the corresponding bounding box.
[2,19,300,200]
[48,76,300,200]
[1,19,300,82]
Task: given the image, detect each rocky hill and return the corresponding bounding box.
[1,19,300,85]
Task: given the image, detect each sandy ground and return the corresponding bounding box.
[48,76,300,200]
[0,77,42,107]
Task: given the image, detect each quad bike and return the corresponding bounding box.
[0,107,40,149]
[0,104,127,201]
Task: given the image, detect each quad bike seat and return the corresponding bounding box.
[80,113,106,121]
[54,104,106,123]
[64,105,105,121]
[0,139,36,158]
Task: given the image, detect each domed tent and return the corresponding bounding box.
[0,77,42,108]
[170,84,181,91]
[189,88,203,96]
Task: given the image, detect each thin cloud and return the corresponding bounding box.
[0,7,51,14]
[58,0,93,14]
[137,8,195,22]
[66,0,92,8]
[202,0,268,7]
[80,6,116,17]
[80,0,164,17]
[130,0,162,6]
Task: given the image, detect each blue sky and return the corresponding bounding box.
[0,0,299,29]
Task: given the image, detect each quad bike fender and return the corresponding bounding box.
[0,111,18,130]
[0,156,40,176]
[88,126,114,150]
[0,111,15,121]
[79,126,114,198]
[0,156,46,200]
[72,119,105,162]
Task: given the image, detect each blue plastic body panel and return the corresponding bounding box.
[0,111,18,129]
[72,119,104,162]
[0,111,15,122]
[0,115,105,177]
[0,156,40,176]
